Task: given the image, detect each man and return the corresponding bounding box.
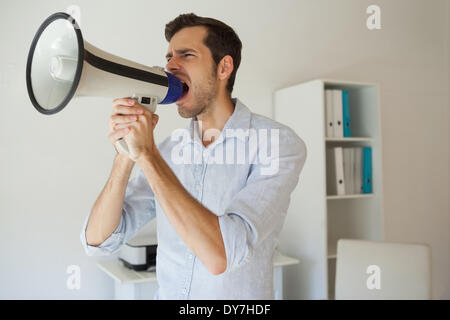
[80,13,306,299]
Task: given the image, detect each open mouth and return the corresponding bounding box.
[182,82,189,95]
[178,80,190,101]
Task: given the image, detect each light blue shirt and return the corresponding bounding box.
[80,98,306,299]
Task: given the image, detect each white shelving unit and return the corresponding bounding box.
[274,79,384,299]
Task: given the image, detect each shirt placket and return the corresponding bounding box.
[179,143,209,299]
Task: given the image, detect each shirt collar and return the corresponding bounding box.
[182,98,252,147]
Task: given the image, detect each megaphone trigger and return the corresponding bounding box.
[131,94,158,113]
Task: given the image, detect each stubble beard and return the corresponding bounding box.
[177,67,218,119]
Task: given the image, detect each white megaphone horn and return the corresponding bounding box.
[26,12,186,156]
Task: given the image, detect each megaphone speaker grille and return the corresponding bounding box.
[26,12,84,115]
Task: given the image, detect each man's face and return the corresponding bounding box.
[165,26,218,118]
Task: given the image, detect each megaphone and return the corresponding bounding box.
[26,12,185,156]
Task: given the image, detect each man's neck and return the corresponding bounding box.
[196,93,235,148]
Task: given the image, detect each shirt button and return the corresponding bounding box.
[182,288,187,294]
[195,184,201,191]
[188,254,193,259]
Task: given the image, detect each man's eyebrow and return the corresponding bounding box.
[165,48,198,59]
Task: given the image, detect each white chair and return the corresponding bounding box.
[335,239,432,300]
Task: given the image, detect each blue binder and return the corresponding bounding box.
[362,147,372,193]
[342,90,352,137]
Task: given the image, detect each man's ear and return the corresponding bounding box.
[217,55,234,81]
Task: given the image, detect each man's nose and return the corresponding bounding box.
[166,57,181,73]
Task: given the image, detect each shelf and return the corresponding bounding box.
[327,245,337,259]
[325,137,374,142]
[327,193,374,200]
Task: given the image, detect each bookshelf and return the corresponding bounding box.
[274,79,384,299]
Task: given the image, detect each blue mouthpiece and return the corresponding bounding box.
[160,72,183,104]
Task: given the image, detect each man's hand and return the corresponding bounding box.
[108,98,159,162]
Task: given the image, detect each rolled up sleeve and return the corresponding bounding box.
[218,128,307,273]
[80,212,126,256]
[80,166,156,256]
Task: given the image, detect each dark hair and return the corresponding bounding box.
[165,13,242,94]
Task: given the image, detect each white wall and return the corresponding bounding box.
[446,0,450,299]
[0,0,448,299]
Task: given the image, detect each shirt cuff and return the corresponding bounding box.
[80,212,125,256]
[218,213,254,273]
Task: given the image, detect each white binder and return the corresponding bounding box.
[325,89,334,137]
[353,147,363,194]
[326,147,346,195]
[332,90,343,138]
[343,147,354,194]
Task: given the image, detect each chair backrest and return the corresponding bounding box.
[335,239,432,300]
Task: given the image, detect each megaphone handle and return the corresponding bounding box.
[115,95,158,158]
[115,138,130,155]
